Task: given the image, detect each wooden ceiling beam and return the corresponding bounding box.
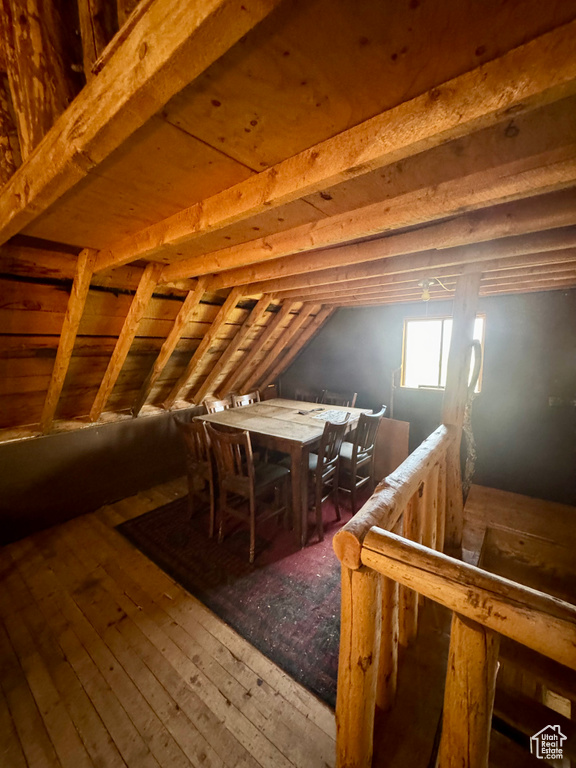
[0,0,282,246]
[329,278,576,307]
[217,300,296,397]
[166,145,576,285]
[97,18,576,273]
[275,259,576,301]
[89,261,163,421]
[192,293,272,404]
[162,286,242,408]
[39,248,97,433]
[205,190,576,292]
[234,193,576,295]
[259,307,334,391]
[132,275,209,416]
[243,304,319,392]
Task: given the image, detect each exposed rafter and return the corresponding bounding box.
[89,261,163,421]
[0,0,282,246]
[97,18,576,273]
[132,275,209,416]
[40,248,97,433]
[214,192,576,292]
[259,306,334,391]
[243,303,319,392]
[193,294,272,404]
[218,300,296,397]
[163,286,243,409]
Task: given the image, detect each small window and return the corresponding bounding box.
[401,315,484,391]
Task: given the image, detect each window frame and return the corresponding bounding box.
[400,313,485,392]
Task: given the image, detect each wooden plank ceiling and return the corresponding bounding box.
[1,0,576,435]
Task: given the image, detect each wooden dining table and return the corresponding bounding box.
[198,398,370,546]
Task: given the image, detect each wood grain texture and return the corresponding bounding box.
[217,301,295,397]
[89,262,163,421]
[361,529,576,669]
[193,294,271,404]
[40,248,97,433]
[132,275,209,416]
[438,614,499,768]
[207,190,576,290]
[100,18,576,273]
[0,0,78,159]
[335,566,381,768]
[163,286,242,408]
[0,0,282,244]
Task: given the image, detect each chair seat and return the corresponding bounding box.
[279,453,319,473]
[254,461,291,490]
[339,441,370,466]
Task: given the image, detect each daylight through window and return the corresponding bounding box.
[402,316,484,391]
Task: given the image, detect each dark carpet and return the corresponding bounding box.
[117,494,362,708]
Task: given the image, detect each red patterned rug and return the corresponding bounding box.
[117,494,363,707]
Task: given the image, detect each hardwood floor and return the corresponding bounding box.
[2,479,573,768]
[0,478,336,768]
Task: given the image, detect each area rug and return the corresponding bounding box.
[117,495,363,707]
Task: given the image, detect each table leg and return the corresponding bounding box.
[290,443,309,548]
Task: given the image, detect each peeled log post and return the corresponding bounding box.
[441,272,481,551]
[0,73,17,183]
[336,565,381,768]
[438,614,500,768]
[398,496,419,646]
[117,0,139,27]
[0,0,78,159]
[436,459,447,553]
[77,0,117,80]
[376,576,398,711]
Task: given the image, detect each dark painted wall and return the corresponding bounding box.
[0,407,202,544]
[281,289,576,506]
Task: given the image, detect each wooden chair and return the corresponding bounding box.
[204,396,232,414]
[293,387,323,403]
[321,390,358,408]
[308,417,350,542]
[174,417,216,537]
[338,406,386,515]
[206,424,290,563]
[232,391,260,407]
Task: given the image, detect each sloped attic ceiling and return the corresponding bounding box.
[1,0,576,437]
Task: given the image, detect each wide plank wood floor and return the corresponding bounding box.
[0,477,336,768]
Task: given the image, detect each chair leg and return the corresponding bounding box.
[350,480,357,518]
[186,475,195,519]
[218,492,226,544]
[208,477,215,539]
[249,497,256,564]
[334,468,342,521]
[316,481,324,543]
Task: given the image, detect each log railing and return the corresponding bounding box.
[333,423,457,768]
[332,423,576,768]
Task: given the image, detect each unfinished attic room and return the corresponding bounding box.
[2,0,576,766]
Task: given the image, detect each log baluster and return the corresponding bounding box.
[336,566,382,768]
[438,614,500,768]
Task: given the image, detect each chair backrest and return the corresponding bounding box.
[174,417,211,467]
[204,396,231,414]
[352,406,387,457]
[317,417,350,476]
[322,390,358,408]
[232,391,260,407]
[294,387,323,403]
[206,423,255,496]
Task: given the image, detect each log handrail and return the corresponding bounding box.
[333,421,576,768]
[362,528,576,670]
[333,423,457,569]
